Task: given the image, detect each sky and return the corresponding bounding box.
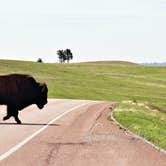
[0,0,166,63]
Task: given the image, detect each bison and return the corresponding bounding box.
[0,74,48,124]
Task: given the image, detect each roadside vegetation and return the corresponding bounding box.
[109,101,166,149]
[0,59,165,149]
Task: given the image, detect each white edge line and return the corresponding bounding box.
[0,101,96,161]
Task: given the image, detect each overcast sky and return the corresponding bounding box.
[0,0,166,63]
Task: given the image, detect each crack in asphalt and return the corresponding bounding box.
[46,142,88,165]
[46,144,60,166]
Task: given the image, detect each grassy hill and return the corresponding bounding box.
[0,59,165,109]
[0,59,166,149]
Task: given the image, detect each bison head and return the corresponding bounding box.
[36,83,48,109]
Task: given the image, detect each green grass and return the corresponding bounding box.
[0,59,166,149]
[0,60,165,110]
[110,101,166,149]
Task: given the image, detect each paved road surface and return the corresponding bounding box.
[0,99,165,166]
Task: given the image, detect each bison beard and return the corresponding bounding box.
[0,74,48,124]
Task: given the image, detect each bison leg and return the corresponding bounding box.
[3,106,12,121]
[3,105,22,124]
[14,111,22,124]
[3,115,11,121]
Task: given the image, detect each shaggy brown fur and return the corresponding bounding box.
[0,74,48,124]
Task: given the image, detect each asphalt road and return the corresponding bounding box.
[0,99,97,163]
[0,99,165,166]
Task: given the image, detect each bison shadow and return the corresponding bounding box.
[0,122,60,126]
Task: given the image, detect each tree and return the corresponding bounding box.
[57,50,65,63]
[37,58,43,63]
[57,49,73,63]
[64,49,73,63]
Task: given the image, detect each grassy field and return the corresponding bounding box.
[0,59,165,149]
[109,101,166,149]
[0,60,166,108]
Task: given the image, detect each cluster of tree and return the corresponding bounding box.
[57,49,73,63]
[36,48,73,63]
